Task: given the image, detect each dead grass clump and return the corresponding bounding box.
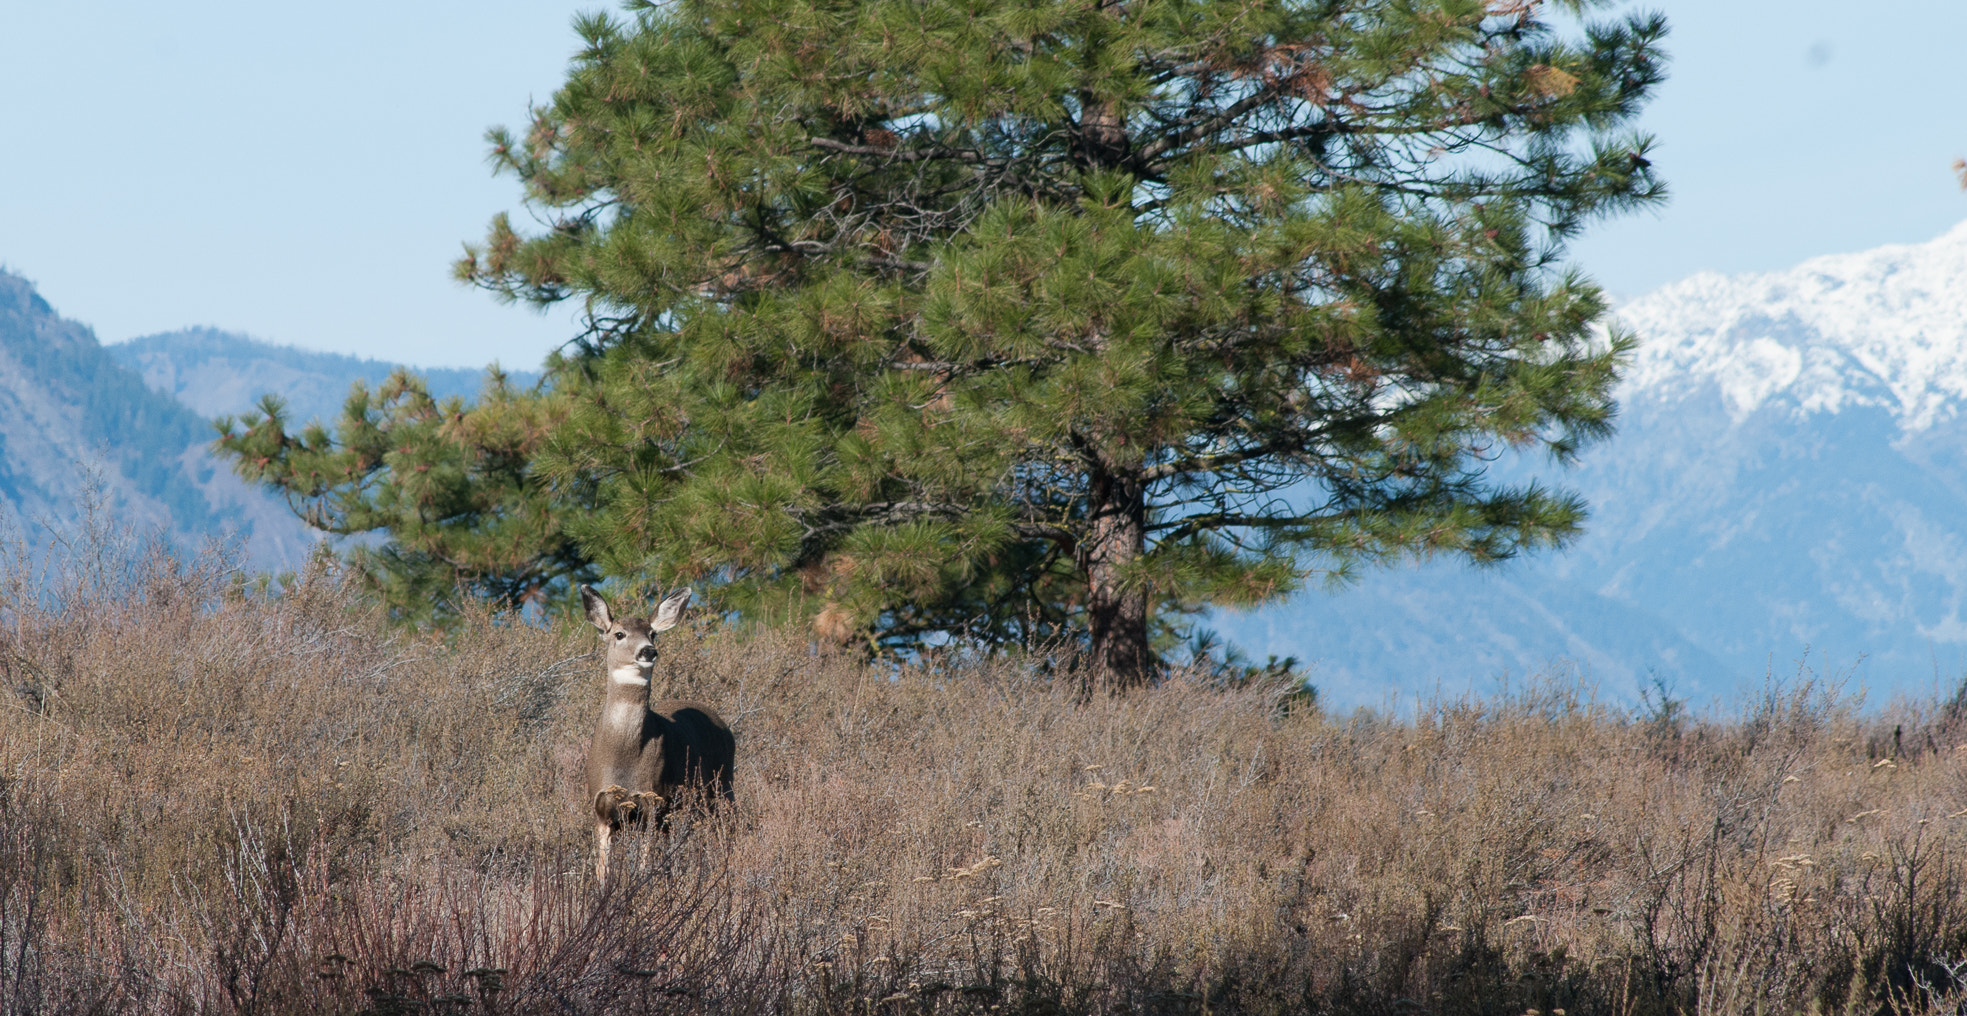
[5,521,1967,1014]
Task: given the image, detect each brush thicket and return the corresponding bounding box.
[4,519,1967,1015]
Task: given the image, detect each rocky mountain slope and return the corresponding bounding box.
[109,329,535,428]
[0,272,312,568]
[16,214,1967,706]
[0,271,534,572]
[1220,220,1967,707]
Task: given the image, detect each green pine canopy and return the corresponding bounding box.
[218,0,1666,687]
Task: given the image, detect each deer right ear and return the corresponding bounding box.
[580,584,612,632]
[652,588,692,632]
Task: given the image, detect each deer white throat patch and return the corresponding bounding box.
[610,664,651,687]
[603,698,645,732]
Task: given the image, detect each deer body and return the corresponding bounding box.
[581,585,734,881]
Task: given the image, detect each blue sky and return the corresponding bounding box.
[2,0,1964,368]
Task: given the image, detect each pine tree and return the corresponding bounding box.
[218,0,1666,686]
[217,369,586,621]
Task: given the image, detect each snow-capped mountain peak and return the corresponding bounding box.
[1229,217,1967,705]
[1617,218,1967,431]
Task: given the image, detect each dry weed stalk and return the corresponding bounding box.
[2,525,1967,1014]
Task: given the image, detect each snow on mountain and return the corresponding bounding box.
[1620,219,1967,429]
[1217,219,1967,709]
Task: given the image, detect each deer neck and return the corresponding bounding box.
[600,662,655,730]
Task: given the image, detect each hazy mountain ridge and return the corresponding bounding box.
[0,270,312,566]
[14,217,1967,704]
[0,274,205,522]
[110,328,538,428]
[1219,220,1967,707]
[0,271,539,571]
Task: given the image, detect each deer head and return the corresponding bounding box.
[581,584,692,687]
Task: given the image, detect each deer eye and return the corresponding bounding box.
[614,631,626,640]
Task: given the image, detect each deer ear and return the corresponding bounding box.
[580,584,612,632]
[652,588,692,632]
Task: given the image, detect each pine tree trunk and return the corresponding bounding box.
[1076,95,1130,169]
[1081,463,1150,690]
[1075,45,1143,686]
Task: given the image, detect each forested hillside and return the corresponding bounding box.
[0,269,310,566]
[110,327,536,427]
[0,273,211,527]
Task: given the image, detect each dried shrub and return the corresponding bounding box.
[4,514,1967,1015]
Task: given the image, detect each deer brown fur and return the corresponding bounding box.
[580,584,735,881]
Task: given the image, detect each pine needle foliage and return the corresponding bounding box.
[216,0,1667,681]
[217,369,587,618]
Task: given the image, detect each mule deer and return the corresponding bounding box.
[579,583,735,881]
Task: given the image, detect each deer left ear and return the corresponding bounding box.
[580,584,613,632]
[652,588,692,632]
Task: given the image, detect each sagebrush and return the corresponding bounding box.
[4,526,1967,1015]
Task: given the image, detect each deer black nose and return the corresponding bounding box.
[635,645,658,662]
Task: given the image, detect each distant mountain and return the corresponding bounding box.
[0,273,541,573]
[1218,220,1967,708]
[0,271,313,568]
[108,328,539,428]
[21,216,1967,703]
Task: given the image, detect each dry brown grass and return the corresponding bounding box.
[5,519,1967,1015]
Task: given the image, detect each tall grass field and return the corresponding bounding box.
[4,519,1967,1015]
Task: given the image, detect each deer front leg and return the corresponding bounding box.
[595,784,637,825]
[631,791,667,826]
[593,784,637,882]
[631,791,667,871]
